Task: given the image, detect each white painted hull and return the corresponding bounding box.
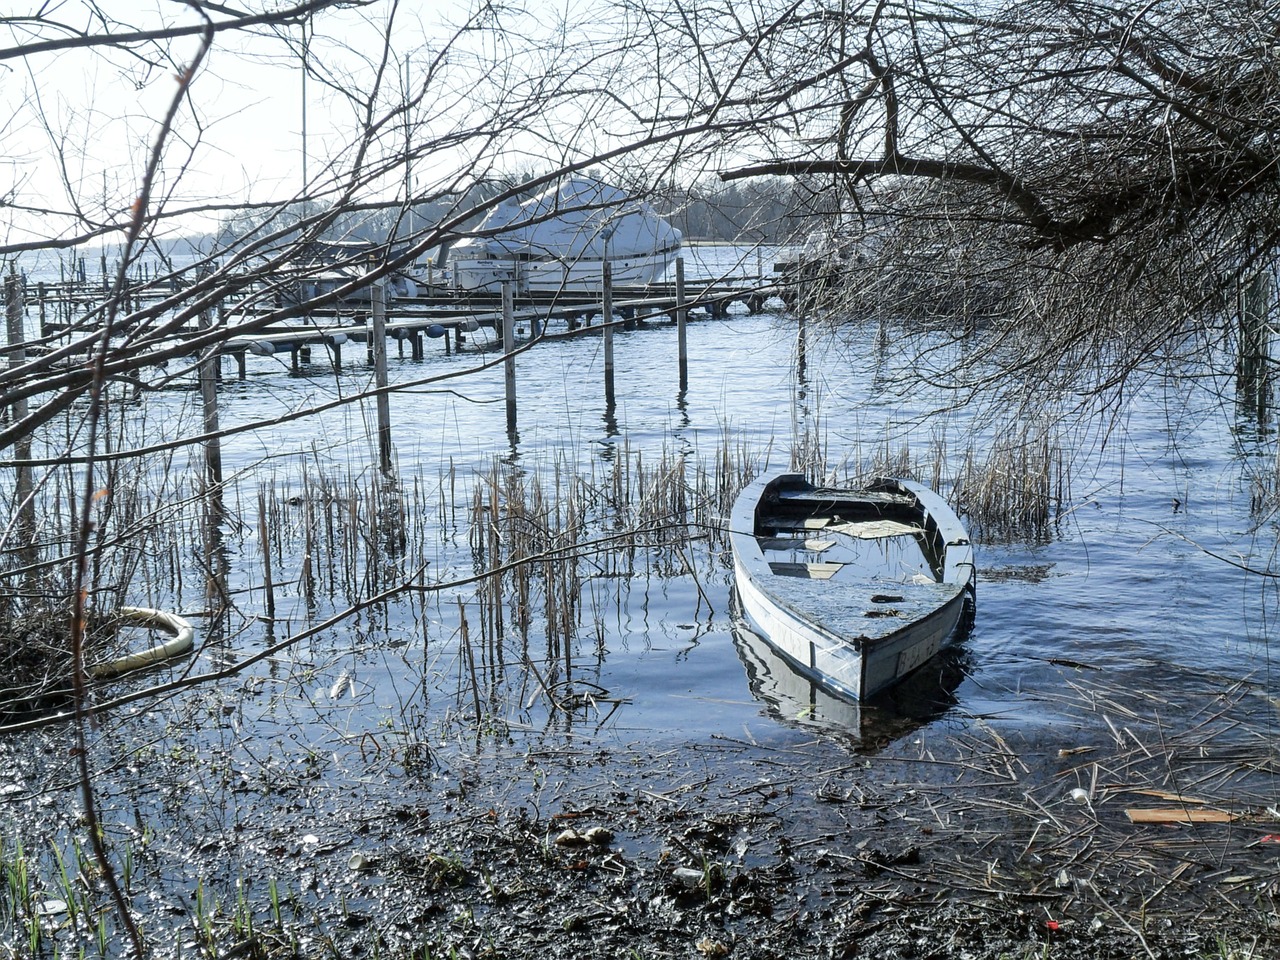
[452,248,677,294]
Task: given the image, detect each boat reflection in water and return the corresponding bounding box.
[731,601,970,744]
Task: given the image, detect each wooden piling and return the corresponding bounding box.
[675,257,688,391]
[1238,272,1272,420]
[797,311,808,382]
[258,491,277,614]
[371,282,393,475]
[603,262,615,404]
[197,303,223,491]
[502,282,517,433]
[5,269,34,567]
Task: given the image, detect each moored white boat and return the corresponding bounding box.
[728,470,975,701]
[450,178,682,294]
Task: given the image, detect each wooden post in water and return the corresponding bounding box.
[1238,272,1273,421]
[4,268,35,568]
[675,257,688,391]
[257,488,276,622]
[197,303,223,492]
[602,262,615,404]
[502,282,517,433]
[371,282,393,475]
[796,310,808,382]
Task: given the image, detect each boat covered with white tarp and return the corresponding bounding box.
[450,179,682,294]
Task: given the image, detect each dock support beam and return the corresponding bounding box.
[371,283,393,475]
[502,282,517,433]
[198,303,223,493]
[675,257,688,391]
[1238,272,1272,422]
[603,262,615,404]
[5,269,34,569]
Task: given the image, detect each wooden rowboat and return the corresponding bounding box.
[729,471,975,701]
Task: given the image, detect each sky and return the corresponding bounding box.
[1,0,608,253]
[2,0,796,265]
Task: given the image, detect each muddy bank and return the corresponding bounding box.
[4,669,1264,960]
[204,720,1280,960]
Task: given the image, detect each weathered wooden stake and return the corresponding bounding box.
[1238,272,1272,421]
[603,262,615,403]
[675,256,688,391]
[797,311,808,382]
[502,282,517,433]
[197,303,223,492]
[371,282,393,475]
[258,489,276,621]
[5,269,34,567]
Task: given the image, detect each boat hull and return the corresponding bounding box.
[729,471,975,700]
[449,177,682,295]
[452,248,677,294]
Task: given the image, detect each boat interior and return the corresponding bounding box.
[755,489,945,584]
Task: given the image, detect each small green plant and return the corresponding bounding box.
[232,877,253,940]
[47,840,79,923]
[96,910,109,956]
[193,877,216,952]
[698,853,725,899]
[268,876,284,927]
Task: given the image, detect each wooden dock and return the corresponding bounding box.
[218,280,776,374]
[4,260,793,479]
[21,268,781,378]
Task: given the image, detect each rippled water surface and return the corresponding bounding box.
[6,244,1280,958]
[14,245,1280,752]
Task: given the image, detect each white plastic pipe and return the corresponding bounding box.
[88,607,196,679]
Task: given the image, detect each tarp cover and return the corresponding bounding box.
[461,179,681,260]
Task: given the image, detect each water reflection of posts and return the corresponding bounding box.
[371,282,393,474]
[4,269,35,569]
[675,257,688,391]
[602,261,615,405]
[502,281,517,434]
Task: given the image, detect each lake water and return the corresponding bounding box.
[3,243,1279,951]
[10,243,1280,747]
